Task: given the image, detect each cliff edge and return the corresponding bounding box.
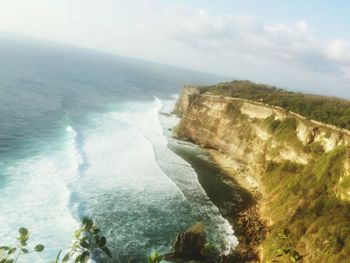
[173,83,350,262]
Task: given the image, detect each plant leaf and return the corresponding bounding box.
[74,230,82,239]
[8,247,16,255]
[74,255,81,263]
[62,252,70,262]
[34,244,45,252]
[79,240,90,249]
[82,218,93,231]
[20,241,27,247]
[54,250,62,263]
[19,228,28,236]
[80,251,90,263]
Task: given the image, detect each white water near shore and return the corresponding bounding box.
[0,98,237,262]
[158,99,238,254]
[114,98,237,252]
[0,38,225,262]
[0,130,81,262]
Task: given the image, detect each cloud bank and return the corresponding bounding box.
[173,9,350,82]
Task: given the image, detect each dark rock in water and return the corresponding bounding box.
[165,222,226,263]
[159,111,172,117]
[173,222,206,260]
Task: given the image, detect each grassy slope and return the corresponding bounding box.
[201,80,350,130]
[262,148,350,262]
[261,116,350,262]
[220,89,350,262]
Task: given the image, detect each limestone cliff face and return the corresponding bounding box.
[173,86,201,117]
[173,86,350,200]
[174,86,350,262]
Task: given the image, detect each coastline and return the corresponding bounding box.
[207,150,268,263]
[166,96,267,262]
[207,150,261,193]
[169,138,268,262]
[171,84,350,262]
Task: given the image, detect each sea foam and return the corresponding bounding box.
[0,98,237,262]
[0,127,81,262]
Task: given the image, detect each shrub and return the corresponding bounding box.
[0,219,112,263]
[0,227,44,263]
[202,80,350,130]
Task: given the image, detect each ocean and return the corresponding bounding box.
[0,36,238,262]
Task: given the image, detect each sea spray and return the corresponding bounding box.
[114,98,238,255]
[0,129,81,262]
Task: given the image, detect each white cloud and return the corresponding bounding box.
[326,39,350,62]
[172,9,350,80]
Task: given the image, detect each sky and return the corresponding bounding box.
[0,0,350,97]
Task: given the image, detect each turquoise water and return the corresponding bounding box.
[0,36,236,262]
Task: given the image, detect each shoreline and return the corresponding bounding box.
[207,150,268,263]
[165,101,267,262]
[207,150,261,194]
[168,138,268,262]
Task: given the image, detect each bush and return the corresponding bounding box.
[0,227,44,263]
[0,219,112,263]
[202,80,350,130]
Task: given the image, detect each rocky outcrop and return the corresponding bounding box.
[173,86,202,117]
[173,223,206,260]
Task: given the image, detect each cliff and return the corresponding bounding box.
[173,85,350,262]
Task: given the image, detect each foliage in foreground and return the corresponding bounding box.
[0,218,112,263]
[148,250,163,263]
[0,221,220,263]
[0,227,44,263]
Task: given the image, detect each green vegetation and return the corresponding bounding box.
[54,218,112,263]
[273,118,298,142]
[148,251,163,263]
[264,116,304,154]
[262,146,350,262]
[270,228,302,262]
[304,141,324,156]
[0,219,220,263]
[0,227,44,263]
[264,115,282,133]
[0,219,112,263]
[201,80,350,130]
[224,102,255,143]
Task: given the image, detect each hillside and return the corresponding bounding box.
[173,84,350,262]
